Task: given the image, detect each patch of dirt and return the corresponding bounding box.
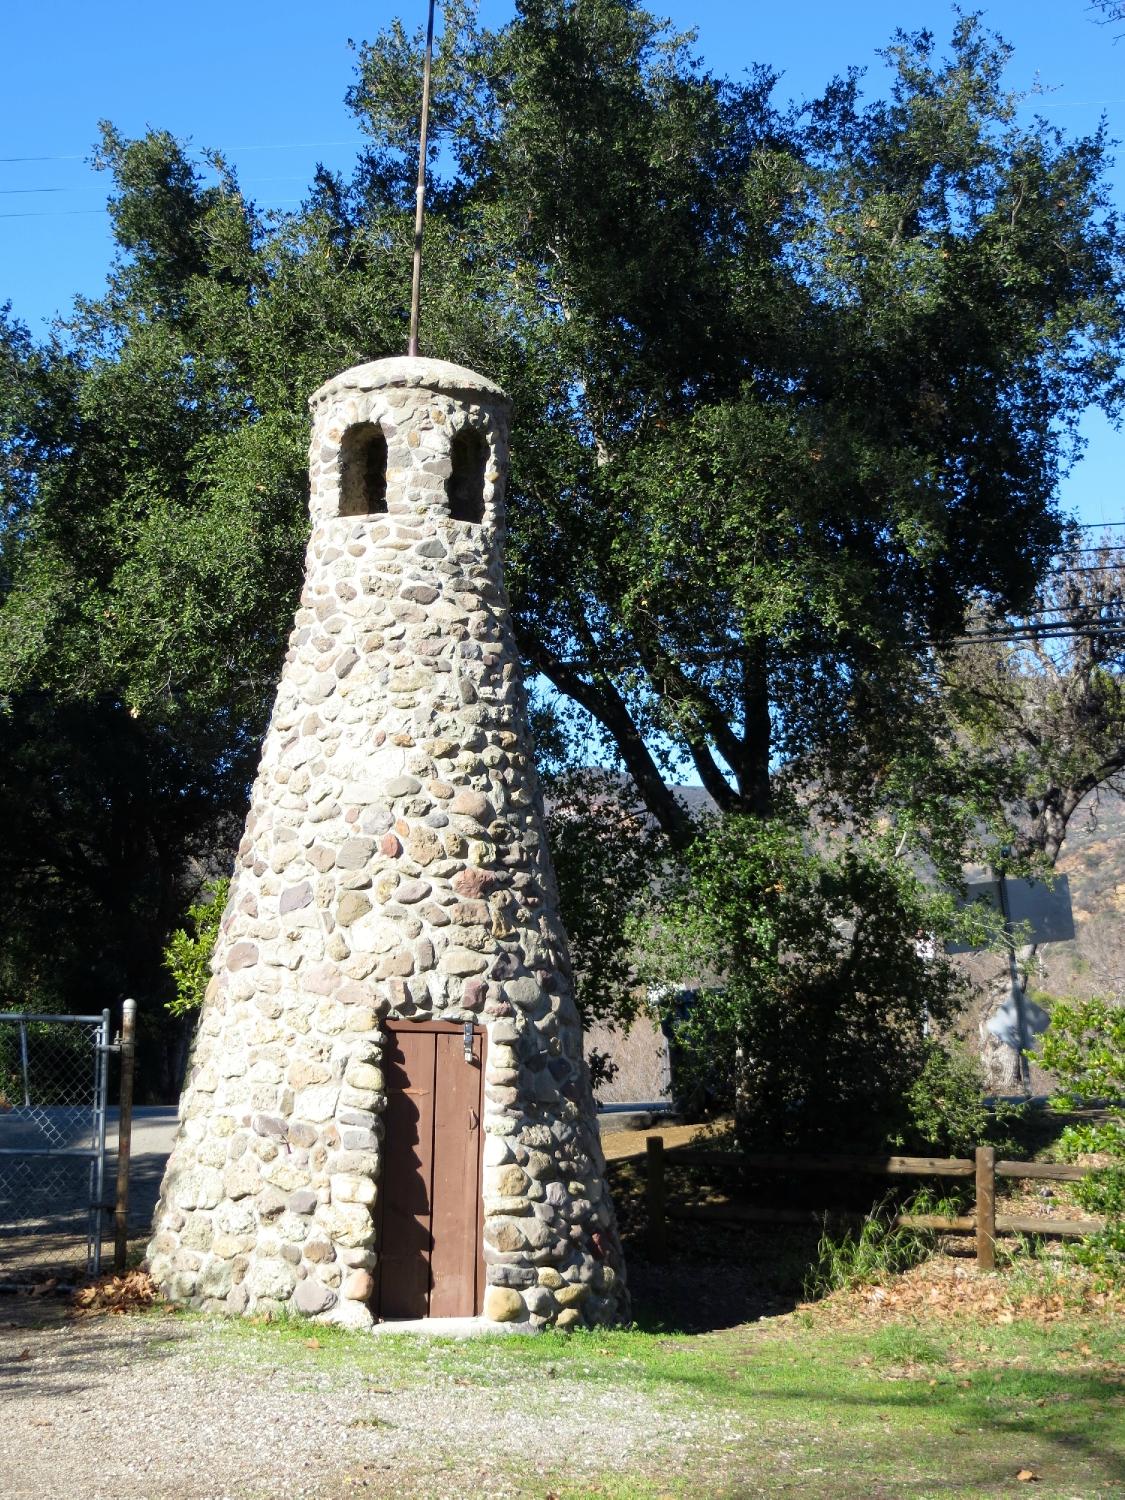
[601,1119,716,1161]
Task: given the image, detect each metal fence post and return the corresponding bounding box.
[114,999,137,1274]
[90,1009,111,1275]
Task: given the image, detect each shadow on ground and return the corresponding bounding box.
[627,1256,803,1332]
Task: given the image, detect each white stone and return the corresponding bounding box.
[293,1084,340,1122]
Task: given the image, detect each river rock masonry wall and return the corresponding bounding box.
[146,356,627,1329]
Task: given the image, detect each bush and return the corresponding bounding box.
[1037,997,1125,1274]
[899,1040,1026,1158]
[635,814,971,1152]
[163,878,229,1017]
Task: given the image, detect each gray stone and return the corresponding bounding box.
[384,775,422,797]
[336,837,376,870]
[294,1278,338,1316]
[440,947,489,976]
[279,882,313,914]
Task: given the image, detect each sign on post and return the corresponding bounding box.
[944,874,1075,954]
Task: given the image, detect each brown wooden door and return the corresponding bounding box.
[374,1022,485,1319]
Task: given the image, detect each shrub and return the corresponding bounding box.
[899,1040,1026,1158]
[163,878,229,1017]
[802,1190,957,1298]
[635,814,971,1152]
[1037,997,1125,1274]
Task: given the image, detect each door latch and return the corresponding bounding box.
[463,1020,475,1064]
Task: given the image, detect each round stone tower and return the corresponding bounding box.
[146,357,627,1329]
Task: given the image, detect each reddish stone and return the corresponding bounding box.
[380,833,402,857]
[387,977,413,1008]
[395,878,430,904]
[333,980,367,1007]
[450,900,489,926]
[451,867,501,900]
[303,963,337,995]
[462,978,487,1011]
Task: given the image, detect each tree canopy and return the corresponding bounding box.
[2,2,1124,1103]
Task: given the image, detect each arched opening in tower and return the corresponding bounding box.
[446,426,487,524]
[339,422,388,516]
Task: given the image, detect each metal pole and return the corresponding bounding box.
[19,1018,30,1107]
[407,0,437,358]
[91,1009,110,1275]
[995,872,1032,1093]
[114,998,137,1274]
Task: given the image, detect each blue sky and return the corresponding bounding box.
[3,1,1124,530]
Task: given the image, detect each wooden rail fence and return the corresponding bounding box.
[639,1137,1106,1269]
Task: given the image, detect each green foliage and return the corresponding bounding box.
[163,878,229,1017]
[803,1193,952,1299]
[634,812,971,1150]
[899,1040,1026,1158]
[1038,997,1125,1272]
[3,0,1125,1082]
[543,768,666,1031]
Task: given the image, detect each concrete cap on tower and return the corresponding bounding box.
[309,356,510,411]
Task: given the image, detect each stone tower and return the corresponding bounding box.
[147,357,627,1330]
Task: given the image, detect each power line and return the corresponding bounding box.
[0,199,305,221]
[0,208,106,221]
[0,140,366,165]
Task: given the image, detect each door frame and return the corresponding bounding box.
[372,1019,488,1319]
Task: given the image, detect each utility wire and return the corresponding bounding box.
[0,199,304,221]
[0,140,366,164]
[0,208,106,220]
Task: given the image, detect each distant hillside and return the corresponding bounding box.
[1032,789,1125,1003]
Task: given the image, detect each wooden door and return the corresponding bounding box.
[374,1021,485,1319]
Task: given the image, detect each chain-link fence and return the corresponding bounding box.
[0,1012,110,1283]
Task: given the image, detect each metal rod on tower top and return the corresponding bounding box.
[407,0,437,358]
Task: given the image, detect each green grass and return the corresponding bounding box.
[180,1307,1125,1498]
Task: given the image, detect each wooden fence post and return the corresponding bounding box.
[975,1145,996,1271]
[646,1134,667,1262]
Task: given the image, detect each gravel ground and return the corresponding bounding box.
[0,1307,748,1500]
